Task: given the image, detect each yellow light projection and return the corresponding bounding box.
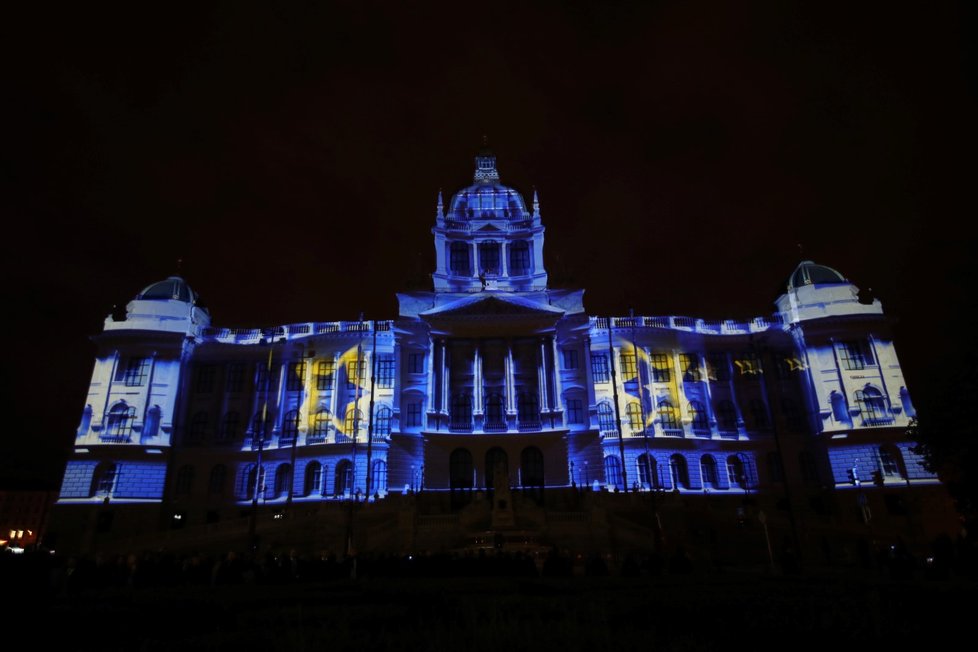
[616,338,680,432]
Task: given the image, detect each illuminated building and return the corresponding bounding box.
[51,149,950,556]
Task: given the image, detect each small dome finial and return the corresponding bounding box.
[473,141,499,183]
[532,187,540,216]
[436,189,445,219]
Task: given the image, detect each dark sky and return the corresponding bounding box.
[4,1,975,484]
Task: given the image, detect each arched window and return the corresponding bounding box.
[450,448,474,489]
[626,403,643,432]
[658,400,679,430]
[175,465,195,496]
[509,240,531,275]
[220,412,239,441]
[370,460,387,494]
[830,391,849,423]
[374,406,392,437]
[479,241,500,275]
[281,410,300,442]
[90,462,117,497]
[485,447,508,490]
[311,409,331,441]
[637,454,658,489]
[878,445,907,480]
[105,403,136,440]
[344,408,363,438]
[517,392,539,427]
[688,400,708,430]
[715,400,737,432]
[605,455,623,489]
[521,446,545,487]
[334,460,353,496]
[273,464,292,499]
[727,456,747,489]
[451,394,472,430]
[252,413,270,442]
[244,464,265,500]
[143,405,161,439]
[855,387,889,423]
[748,399,768,429]
[450,241,471,276]
[208,464,227,495]
[701,455,719,489]
[485,393,505,430]
[597,402,616,433]
[670,455,689,489]
[304,461,323,496]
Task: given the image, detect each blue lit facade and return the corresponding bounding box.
[55,150,943,550]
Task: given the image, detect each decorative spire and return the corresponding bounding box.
[532,188,540,217]
[436,189,444,219]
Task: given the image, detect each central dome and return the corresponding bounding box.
[447,149,530,221]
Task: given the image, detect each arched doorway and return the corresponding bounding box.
[485,447,509,490]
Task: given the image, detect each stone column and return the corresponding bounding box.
[500,241,508,277]
[538,339,550,412]
[505,341,516,414]
[473,343,483,414]
[550,336,563,413]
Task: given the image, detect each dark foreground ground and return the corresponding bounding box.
[3,550,975,652]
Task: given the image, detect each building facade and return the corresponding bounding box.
[53,150,946,554]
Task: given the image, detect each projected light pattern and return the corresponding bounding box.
[55,149,937,543]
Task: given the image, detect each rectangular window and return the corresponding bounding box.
[377,355,395,388]
[679,353,701,381]
[562,348,579,370]
[347,358,366,390]
[650,353,671,382]
[591,354,610,383]
[567,398,583,424]
[734,352,762,379]
[406,402,422,427]
[707,352,730,382]
[838,341,874,370]
[619,352,637,379]
[287,361,306,392]
[479,242,501,275]
[118,357,150,387]
[408,352,425,374]
[194,364,216,393]
[226,363,245,394]
[316,359,334,390]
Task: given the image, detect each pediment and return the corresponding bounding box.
[420,293,565,319]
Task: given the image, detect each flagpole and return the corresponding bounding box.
[608,318,628,490]
[365,320,379,499]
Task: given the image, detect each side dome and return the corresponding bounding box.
[786,261,847,291]
[447,149,530,221]
[137,276,199,304]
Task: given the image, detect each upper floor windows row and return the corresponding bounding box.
[116,357,150,387]
[838,340,876,370]
[447,240,533,276]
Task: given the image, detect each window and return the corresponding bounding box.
[274,464,292,499]
[521,446,544,487]
[255,363,270,393]
[478,241,500,275]
[370,460,387,494]
[344,408,363,437]
[220,412,239,441]
[194,364,216,393]
[226,363,245,393]
[334,460,353,495]
[701,455,719,488]
[716,400,737,432]
[566,398,584,424]
[839,340,874,370]
[605,455,623,489]
[118,357,150,387]
[450,241,471,275]
[707,353,730,382]
[408,353,425,374]
[734,352,761,378]
[509,240,530,275]
[208,465,227,495]
[281,410,300,442]
[517,391,539,426]
[597,402,616,433]
[405,402,422,427]
[189,411,209,441]
[855,387,888,423]
[175,465,194,496]
[688,400,708,430]
[658,400,679,430]
[679,353,701,381]
[749,399,769,429]
[485,394,505,428]
[304,461,323,496]
[650,353,671,382]
[91,462,117,497]
[244,464,265,500]
[781,398,804,431]
[377,355,395,388]
[562,348,579,370]
[316,359,334,390]
[105,403,136,440]
[626,403,643,431]
[591,354,610,383]
[670,455,689,489]
[878,445,906,479]
[374,406,392,436]
[287,362,306,391]
[450,449,474,489]
[451,394,473,429]
[728,456,748,488]
[620,352,637,379]
[637,454,658,489]
[252,413,270,442]
[346,358,366,390]
[311,410,331,440]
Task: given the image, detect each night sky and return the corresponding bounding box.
[5,1,975,485]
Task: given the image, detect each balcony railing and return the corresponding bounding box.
[484,421,508,432]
